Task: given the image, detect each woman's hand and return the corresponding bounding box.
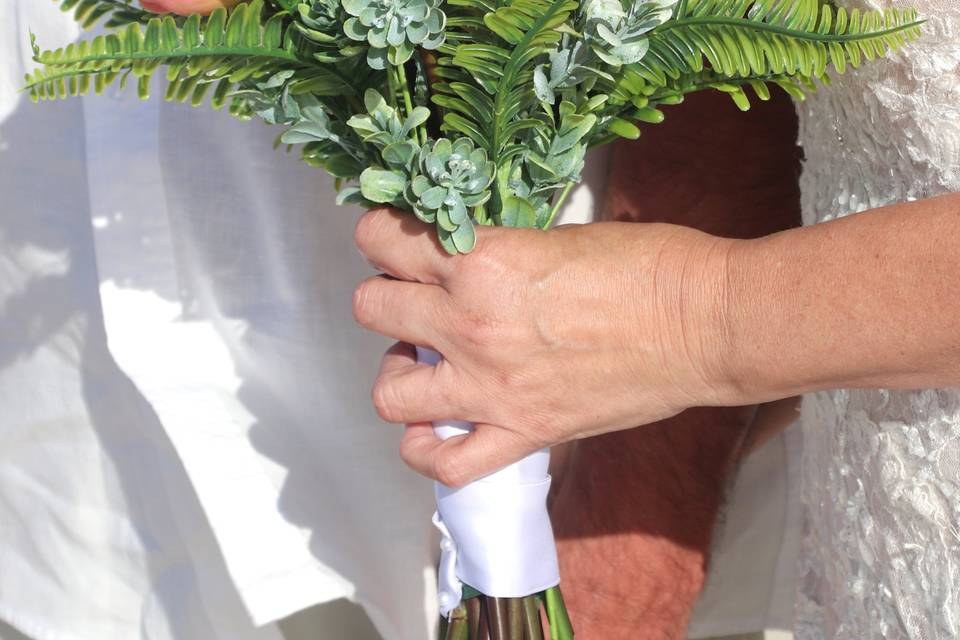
[353,209,741,486]
[141,0,237,14]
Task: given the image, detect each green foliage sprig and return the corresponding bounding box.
[26,0,923,256]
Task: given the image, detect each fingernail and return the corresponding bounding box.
[355,241,367,260]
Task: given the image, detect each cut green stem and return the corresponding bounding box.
[507,599,523,640]
[450,589,562,639]
[446,602,470,640]
[544,587,574,640]
[467,597,482,640]
[478,596,490,640]
[543,182,575,230]
[386,63,398,108]
[394,61,427,144]
[487,597,508,640]
[522,596,544,640]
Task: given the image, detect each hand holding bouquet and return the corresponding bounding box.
[26,0,920,636]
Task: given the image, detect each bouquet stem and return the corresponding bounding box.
[522,596,544,640]
[441,602,469,640]
[544,587,574,639]
[487,597,508,640]
[442,589,572,640]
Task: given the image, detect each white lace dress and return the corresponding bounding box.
[795,1,960,638]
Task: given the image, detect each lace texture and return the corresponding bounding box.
[795,2,960,638]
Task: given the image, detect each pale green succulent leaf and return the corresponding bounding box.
[363,89,387,113]
[450,221,477,253]
[436,206,457,231]
[360,167,408,202]
[401,106,432,137]
[462,191,491,207]
[500,195,537,228]
[346,114,377,136]
[324,153,363,178]
[437,227,458,254]
[406,22,429,43]
[382,140,419,167]
[336,186,367,206]
[342,0,366,17]
[343,18,367,40]
[366,46,388,68]
[533,66,553,102]
[388,40,415,65]
[551,113,596,154]
[367,25,388,48]
[414,205,438,223]
[411,174,432,197]
[420,185,447,209]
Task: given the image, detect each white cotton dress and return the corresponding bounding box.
[795,1,960,638]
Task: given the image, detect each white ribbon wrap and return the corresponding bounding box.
[416,347,560,616]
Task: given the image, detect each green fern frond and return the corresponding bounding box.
[58,0,159,29]
[488,0,577,162]
[26,0,352,107]
[635,0,921,89]
[435,0,578,163]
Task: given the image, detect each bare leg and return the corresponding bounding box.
[550,89,802,639]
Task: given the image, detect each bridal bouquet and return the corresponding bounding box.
[26,0,920,636]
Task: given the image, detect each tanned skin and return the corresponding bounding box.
[548,89,802,639]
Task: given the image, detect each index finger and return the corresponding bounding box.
[354,209,452,285]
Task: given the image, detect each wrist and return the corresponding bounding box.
[719,232,802,405]
[669,230,747,408]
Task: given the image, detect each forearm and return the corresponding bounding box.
[727,192,960,401]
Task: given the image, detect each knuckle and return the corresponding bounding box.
[434,452,467,488]
[493,366,524,390]
[434,372,460,412]
[351,278,379,325]
[460,311,504,350]
[398,435,417,466]
[354,209,384,255]
[467,242,505,280]
[371,376,402,422]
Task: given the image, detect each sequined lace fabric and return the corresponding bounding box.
[794,1,960,638]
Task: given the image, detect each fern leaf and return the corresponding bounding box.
[25,0,352,107]
[438,0,577,163]
[59,0,163,29]
[641,0,922,88]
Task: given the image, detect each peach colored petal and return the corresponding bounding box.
[141,0,239,15]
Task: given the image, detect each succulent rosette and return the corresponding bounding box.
[406,138,494,253]
[582,0,673,65]
[342,0,446,68]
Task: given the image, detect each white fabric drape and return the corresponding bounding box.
[3,3,436,638]
[0,3,281,639]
